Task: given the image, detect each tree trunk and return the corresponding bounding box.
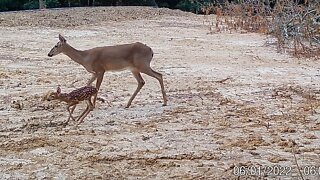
[39,0,46,9]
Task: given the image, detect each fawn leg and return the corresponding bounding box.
[65,104,77,125]
[77,100,93,125]
[76,105,89,122]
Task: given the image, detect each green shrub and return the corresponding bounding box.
[0,0,27,11]
[176,0,201,13]
[0,0,9,11]
[23,0,38,10]
[46,0,60,8]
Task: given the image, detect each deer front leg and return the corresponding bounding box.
[87,73,97,86]
[92,72,104,107]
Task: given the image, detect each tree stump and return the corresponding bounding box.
[39,0,46,9]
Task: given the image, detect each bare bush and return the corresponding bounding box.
[271,0,319,57]
[206,0,320,58]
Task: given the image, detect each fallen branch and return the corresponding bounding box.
[292,149,305,180]
[214,77,232,83]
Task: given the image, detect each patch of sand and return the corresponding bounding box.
[0,7,319,179]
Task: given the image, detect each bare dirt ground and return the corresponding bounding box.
[0,6,319,180]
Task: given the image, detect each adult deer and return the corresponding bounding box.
[48,34,168,108]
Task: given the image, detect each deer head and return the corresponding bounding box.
[48,34,67,57]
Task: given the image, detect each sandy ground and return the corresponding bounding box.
[0,7,320,180]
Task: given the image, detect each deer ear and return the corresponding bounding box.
[57,86,61,94]
[59,34,66,43]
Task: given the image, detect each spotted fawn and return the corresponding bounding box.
[46,86,98,125]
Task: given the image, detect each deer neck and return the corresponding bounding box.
[62,44,87,65]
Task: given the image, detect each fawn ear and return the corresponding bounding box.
[59,34,66,43]
[57,86,61,94]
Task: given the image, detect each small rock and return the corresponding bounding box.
[30,147,49,156]
[11,100,23,110]
[142,135,150,141]
[304,134,318,139]
[82,146,94,151]
[12,82,22,88]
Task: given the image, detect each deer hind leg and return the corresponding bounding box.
[141,68,168,106]
[77,100,94,125]
[126,70,145,108]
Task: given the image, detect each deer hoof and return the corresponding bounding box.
[125,104,131,108]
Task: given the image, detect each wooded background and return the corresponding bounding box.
[0,0,250,13]
[0,0,317,58]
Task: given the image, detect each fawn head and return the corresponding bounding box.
[48,34,67,57]
[46,86,61,101]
